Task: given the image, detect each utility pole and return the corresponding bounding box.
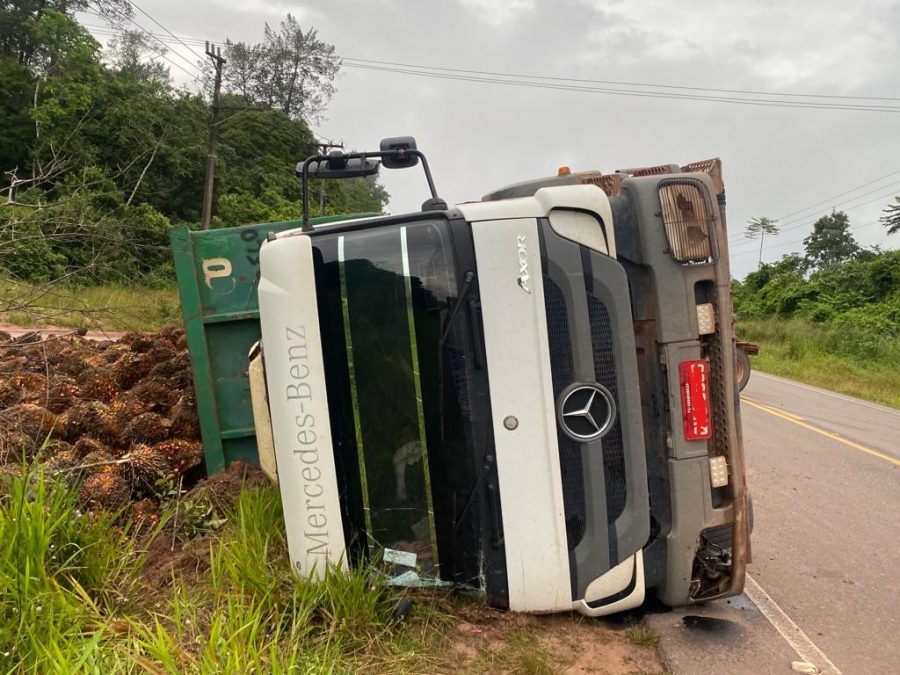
[317,140,343,216]
[201,42,226,230]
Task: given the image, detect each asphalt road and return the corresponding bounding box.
[647,371,900,675]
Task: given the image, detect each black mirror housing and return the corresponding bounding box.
[301,156,381,179]
[381,136,419,169]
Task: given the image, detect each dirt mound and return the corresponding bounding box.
[0,327,205,510]
[139,461,270,591]
[184,460,270,512]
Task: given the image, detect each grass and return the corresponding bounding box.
[738,318,900,409]
[472,628,560,675]
[625,624,660,648]
[0,278,180,332]
[0,464,453,673]
[0,462,667,673]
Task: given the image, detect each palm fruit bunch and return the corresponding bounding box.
[0,327,206,512]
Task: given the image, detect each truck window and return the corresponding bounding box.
[310,221,480,583]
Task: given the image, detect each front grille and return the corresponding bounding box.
[543,276,587,549]
[586,294,627,523]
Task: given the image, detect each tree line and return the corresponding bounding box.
[734,210,899,363]
[0,3,386,294]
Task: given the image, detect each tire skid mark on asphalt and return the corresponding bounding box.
[741,398,900,467]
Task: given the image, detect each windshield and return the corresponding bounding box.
[311,219,485,585]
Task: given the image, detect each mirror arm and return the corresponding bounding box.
[301,156,319,232]
[300,149,439,232]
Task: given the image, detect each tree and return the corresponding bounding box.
[224,13,340,122]
[106,30,170,88]
[803,211,860,271]
[745,216,779,268]
[881,196,900,235]
[0,0,130,66]
[0,56,33,173]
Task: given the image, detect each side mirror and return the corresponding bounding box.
[381,137,419,169]
[299,136,440,230]
[298,153,380,179]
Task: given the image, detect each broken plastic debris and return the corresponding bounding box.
[383,547,418,568]
[384,570,453,588]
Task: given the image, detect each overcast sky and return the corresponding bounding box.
[89,0,900,278]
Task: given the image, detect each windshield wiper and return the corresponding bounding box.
[438,270,475,441]
[439,270,475,346]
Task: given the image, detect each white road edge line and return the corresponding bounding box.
[744,575,843,675]
[753,372,900,418]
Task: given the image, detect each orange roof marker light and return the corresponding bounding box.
[557,166,571,176]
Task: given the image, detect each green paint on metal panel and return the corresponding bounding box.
[172,213,379,474]
[171,225,226,474]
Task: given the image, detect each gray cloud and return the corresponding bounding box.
[105,0,900,277]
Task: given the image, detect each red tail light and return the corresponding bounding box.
[679,359,712,440]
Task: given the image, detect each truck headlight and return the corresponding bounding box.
[658,181,713,264]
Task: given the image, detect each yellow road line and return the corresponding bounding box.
[742,396,806,422]
[741,398,900,467]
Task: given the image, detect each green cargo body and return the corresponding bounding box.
[171,215,377,474]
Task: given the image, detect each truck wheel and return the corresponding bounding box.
[735,347,751,392]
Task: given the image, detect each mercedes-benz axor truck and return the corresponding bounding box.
[253,139,750,616]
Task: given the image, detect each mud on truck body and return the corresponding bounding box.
[253,140,750,616]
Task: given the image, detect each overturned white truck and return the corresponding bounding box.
[251,138,750,616]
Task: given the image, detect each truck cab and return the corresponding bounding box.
[254,143,750,615]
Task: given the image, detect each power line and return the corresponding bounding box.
[85,11,206,81]
[341,56,900,103]
[770,168,900,222]
[88,26,208,48]
[730,219,883,258]
[123,0,207,63]
[730,187,900,250]
[82,24,900,112]
[729,168,900,244]
[771,182,900,230]
[341,61,900,113]
[85,17,203,81]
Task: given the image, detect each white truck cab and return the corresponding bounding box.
[253,139,750,615]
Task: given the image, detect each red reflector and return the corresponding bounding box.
[679,359,712,440]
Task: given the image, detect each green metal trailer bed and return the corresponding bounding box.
[171,214,376,474]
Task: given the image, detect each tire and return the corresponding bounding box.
[735,347,751,392]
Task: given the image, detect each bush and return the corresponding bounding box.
[0,182,175,286]
[734,250,900,369]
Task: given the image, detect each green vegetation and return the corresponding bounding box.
[0,465,452,673]
[625,624,661,648]
[0,278,179,331]
[1,4,386,323]
[734,212,899,407]
[880,196,900,235]
[737,318,900,408]
[0,454,664,672]
[475,629,559,675]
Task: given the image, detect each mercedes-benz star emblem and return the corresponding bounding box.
[558,383,616,442]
